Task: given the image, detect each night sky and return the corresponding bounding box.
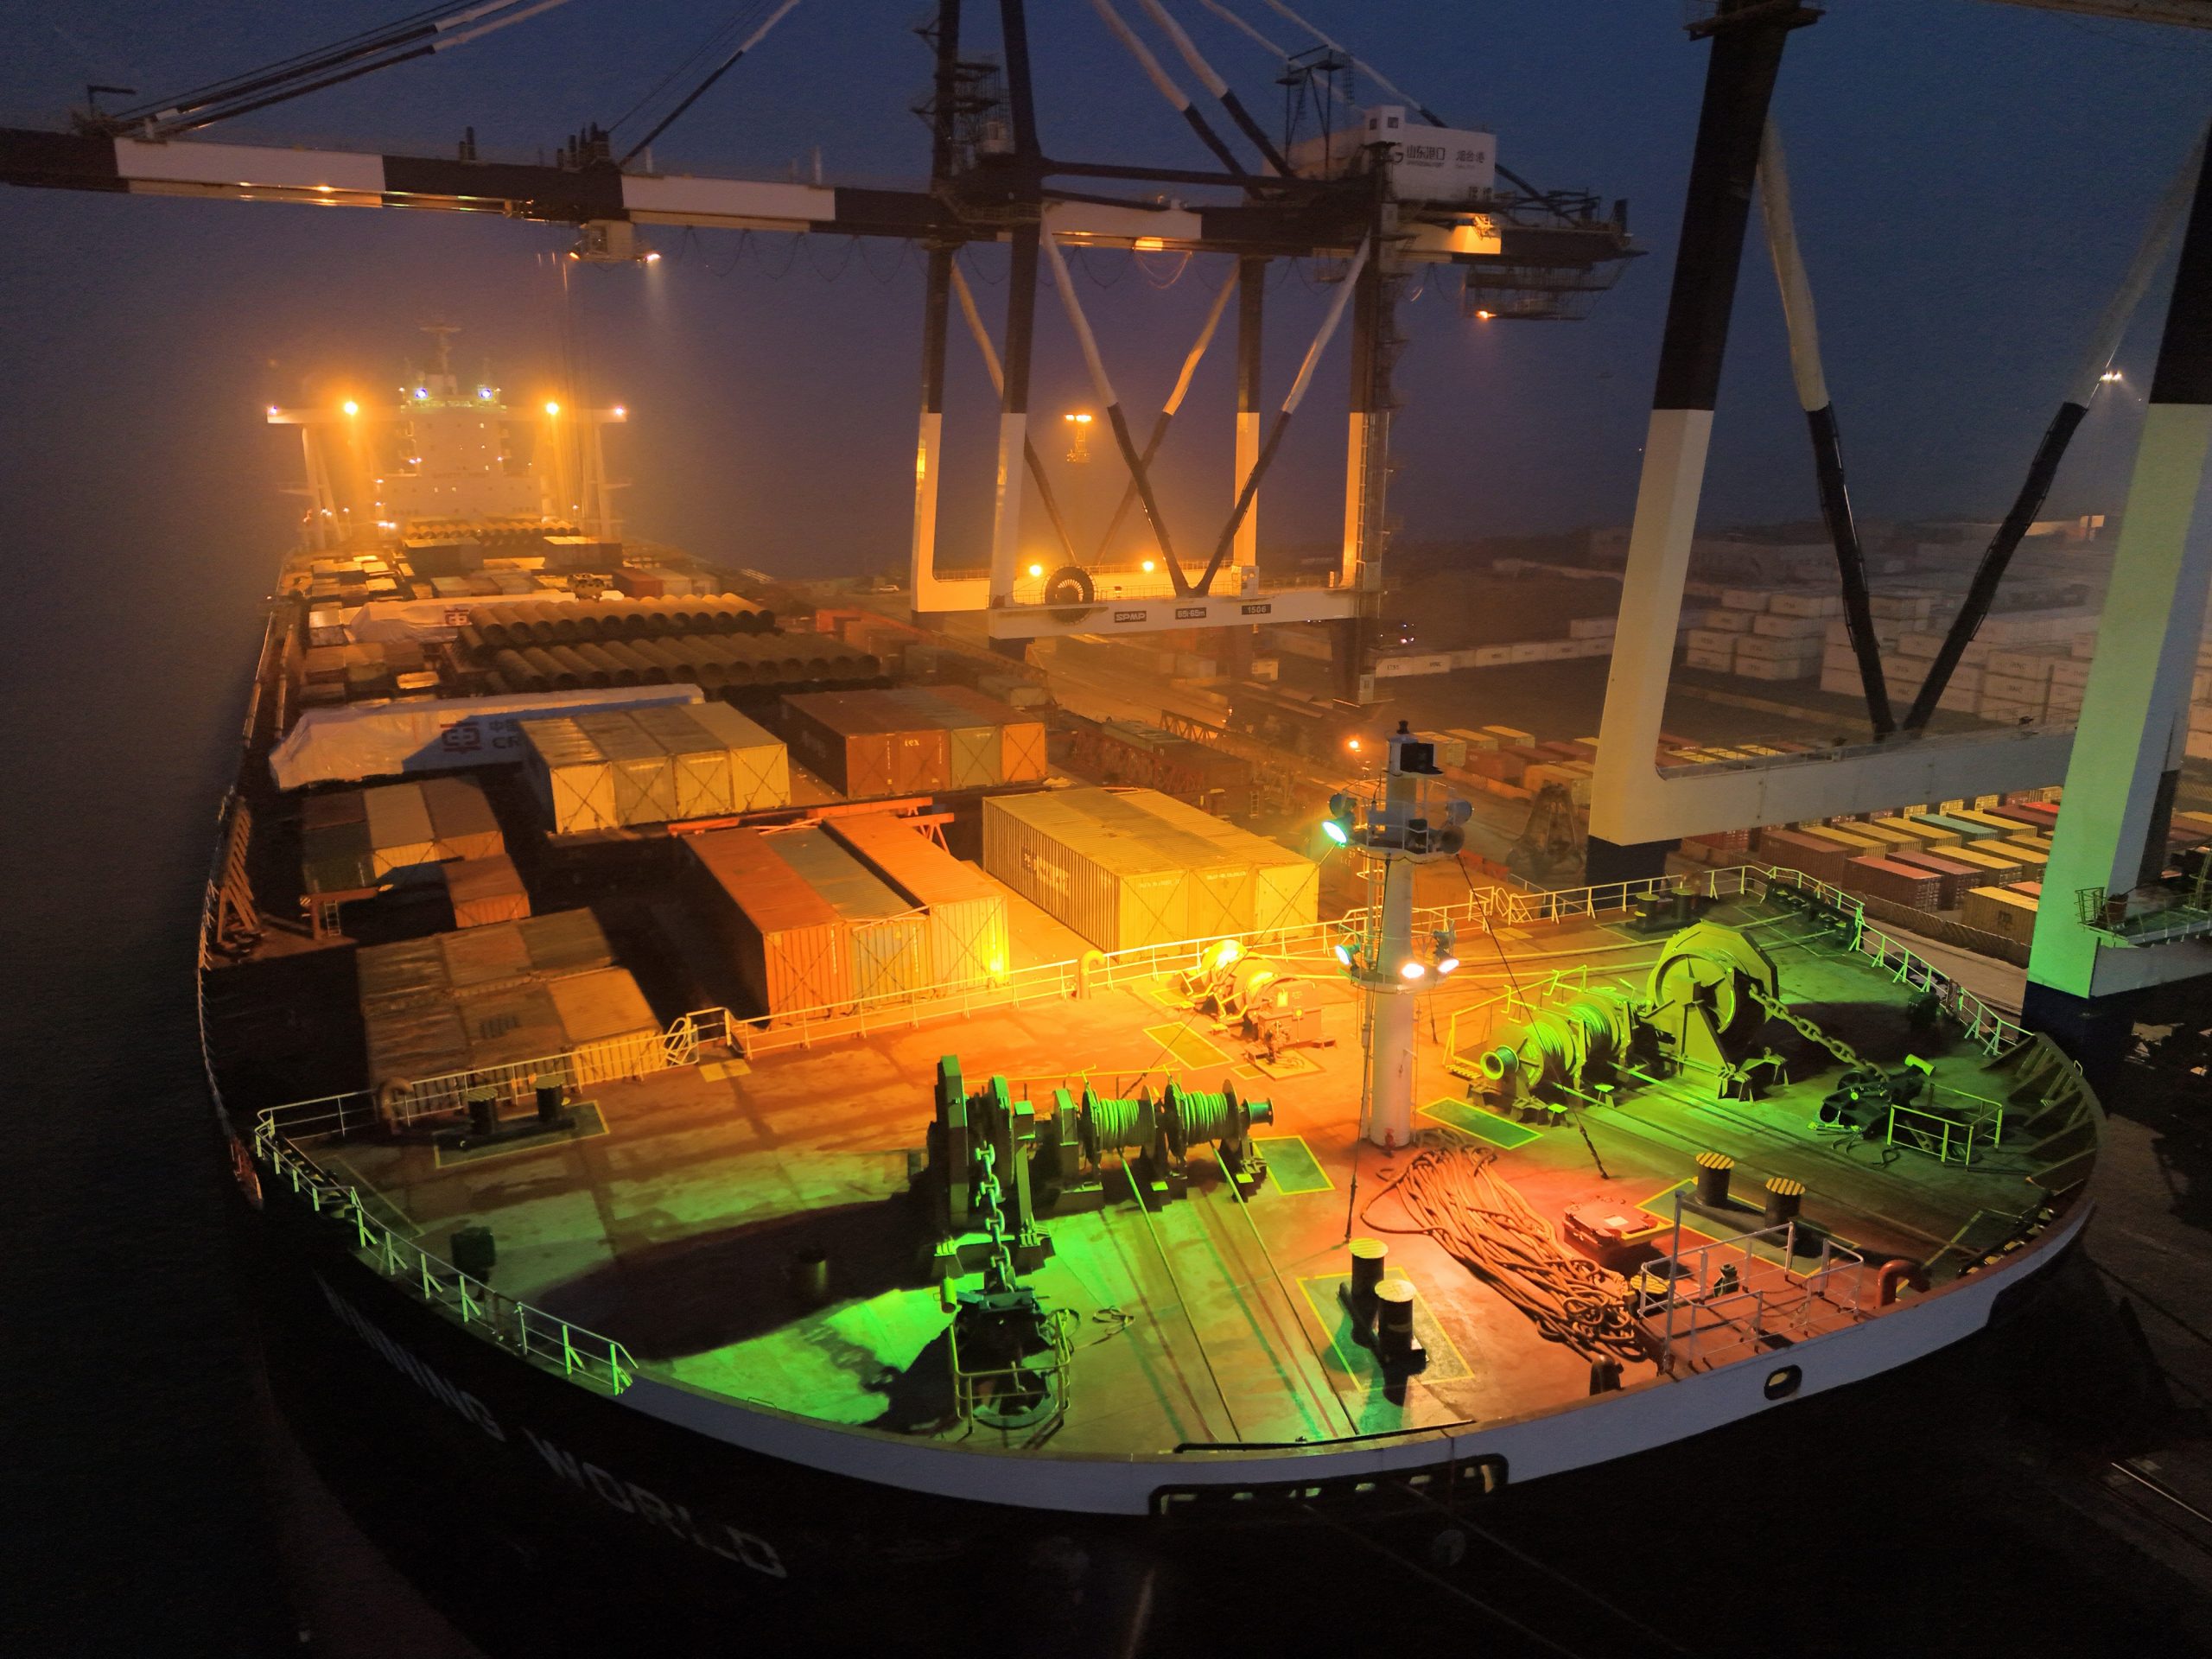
[1,1,2209,583]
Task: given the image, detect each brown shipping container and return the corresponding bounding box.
[1886,849,1982,909]
[1844,855,1943,911]
[827,813,1012,988]
[782,690,951,798]
[1758,827,1851,887]
[687,828,851,1017]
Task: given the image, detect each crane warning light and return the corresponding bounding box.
[1141,559,1156,574]
[543,401,561,416]
[1027,563,1045,578]
[341,399,359,416]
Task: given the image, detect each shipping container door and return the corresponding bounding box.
[1001,720,1048,782]
[849,914,929,1000]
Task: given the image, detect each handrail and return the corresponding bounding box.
[251,1103,639,1395]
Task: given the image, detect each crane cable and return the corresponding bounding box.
[1361,1140,1645,1363]
[619,0,809,167]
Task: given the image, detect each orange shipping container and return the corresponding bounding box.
[687,827,851,1017]
[781,690,950,798]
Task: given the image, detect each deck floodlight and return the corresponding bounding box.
[1323,791,1358,848]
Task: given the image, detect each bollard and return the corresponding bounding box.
[1694,1150,1734,1207]
[1764,1176,1805,1227]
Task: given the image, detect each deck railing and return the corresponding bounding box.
[1635,1193,1866,1374]
[251,1096,639,1395]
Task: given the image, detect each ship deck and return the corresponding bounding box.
[298,893,2084,1458]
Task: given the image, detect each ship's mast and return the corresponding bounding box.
[1335,723,1469,1148]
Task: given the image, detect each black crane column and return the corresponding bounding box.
[986,0,1043,639]
[1341,175,1398,705]
[1585,1,1819,887]
[1223,253,1267,680]
[912,0,965,620]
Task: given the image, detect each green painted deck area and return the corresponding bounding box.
[308,894,2076,1458]
[1421,1097,1543,1149]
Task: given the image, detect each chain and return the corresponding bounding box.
[1746,983,1874,1073]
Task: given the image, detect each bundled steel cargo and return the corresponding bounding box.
[827,812,1011,988]
[781,691,950,798]
[1113,790,1319,934]
[688,829,851,1016]
[982,787,1282,952]
[522,702,788,834]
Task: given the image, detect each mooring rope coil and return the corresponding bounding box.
[1362,1140,1644,1363]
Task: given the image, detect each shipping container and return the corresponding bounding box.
[1116,791,1319,934]
[924,683,1049,782]
[445,852,531,928]
[781,690,951,798]
[1758,827,1852,887]
[687,828,852,1017]
[768,827,930,1001]
[983,791,1202,951]
[1844,855,1944,911]
[827,813,1013,988]
[1885,849,1984,908]
[522,702,788,833]
[1941,844,2027,887]
[547,968,668,1085]
[1961,886,2040,938]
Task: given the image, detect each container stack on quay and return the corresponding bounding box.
[355,908,663,1094]
[300,774,505,894]
[982,786,1319,954]
[522,702,789,835]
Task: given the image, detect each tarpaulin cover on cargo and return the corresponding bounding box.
[272,684,702,789]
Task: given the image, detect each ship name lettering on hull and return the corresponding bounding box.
[315,1275,787,1580]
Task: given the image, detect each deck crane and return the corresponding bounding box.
[2,0,1637,700]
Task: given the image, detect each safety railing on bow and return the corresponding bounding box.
[1634,1192,1866,1374]
[251,1097,639,1394]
